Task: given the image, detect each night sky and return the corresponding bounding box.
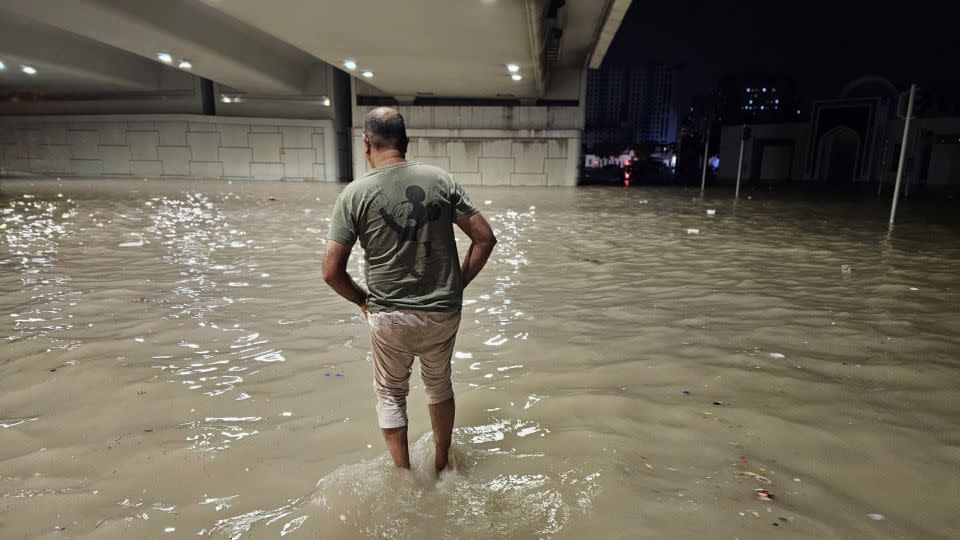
[605,0,960,111]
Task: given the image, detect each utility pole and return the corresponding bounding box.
[889,83,916,226]
[700,125,710,194]
[735,125,747,200]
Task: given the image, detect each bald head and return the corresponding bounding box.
[363,107,408,153]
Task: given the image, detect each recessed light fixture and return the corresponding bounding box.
[506,63,520,73]
[157,52,173,63]
[221,95,232,103]
[21,65,37,75]
[178,59,192,70]
[322,97,331,107]
[511,73,522,81]
[0,60,5,71]
[343,59,357,70]
[362,70,373,78]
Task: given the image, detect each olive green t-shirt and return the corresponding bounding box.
[327,161,479,313]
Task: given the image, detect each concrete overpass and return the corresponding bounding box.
[0,0,630,185]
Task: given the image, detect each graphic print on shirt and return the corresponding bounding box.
[375,184,445,297]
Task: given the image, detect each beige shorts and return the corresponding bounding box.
[368,309,462,429]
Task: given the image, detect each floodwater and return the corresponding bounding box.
[1,177,958,539]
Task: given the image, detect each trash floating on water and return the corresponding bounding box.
[266,196,276,201]
[741,471,772,484]
[706,209,716,216]
[713,401,725,406]
[484,200,492,205]
[686,228,700,235]
[768,352,786,359]
[867,513,886,521]
[909,287,918,291]
[682,389,690,395]
[638,200,648,204]
[841,264,852,274]
[755,489,775,501]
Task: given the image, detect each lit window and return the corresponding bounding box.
[760,105,765,110]
[746,87,752,92]
[762,87,767,92]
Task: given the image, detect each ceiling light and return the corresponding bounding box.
[343,59,357,70]
[362,70,373,78]
[506,63,520,73]
[157,52,173,63]
[0,60,5,71]
[511,73,522,81]
[21,65,37,75]
[221,95,232,103]
[178,59,192,70]
[322,97,331,107]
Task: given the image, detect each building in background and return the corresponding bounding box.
[583,62,678,150]
[716,76,960,191]
[717,73,800,125]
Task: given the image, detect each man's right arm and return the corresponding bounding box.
[455,212,497,289]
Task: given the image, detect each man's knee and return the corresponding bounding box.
[376,395,408,429]
[424,379,454,405]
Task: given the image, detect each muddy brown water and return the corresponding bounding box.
[1,178,958,539]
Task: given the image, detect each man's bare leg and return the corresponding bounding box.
[382,426,410,469]
[428,398,455,473]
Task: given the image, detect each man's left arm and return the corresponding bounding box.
[322,239,369,317]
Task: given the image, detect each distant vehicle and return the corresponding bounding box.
[581,164,625,185]
[581,159,674,186]
[622,159,673,186]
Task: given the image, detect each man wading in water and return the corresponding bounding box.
[323,107,497,472]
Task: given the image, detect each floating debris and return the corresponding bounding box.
[686,228,700,235]
[755,489,775,501]
[867,513,886,521]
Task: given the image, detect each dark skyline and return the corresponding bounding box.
[605,0,960,113]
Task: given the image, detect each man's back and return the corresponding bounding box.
[328,161,478,313]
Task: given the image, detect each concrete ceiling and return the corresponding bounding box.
[0,9,172,92]
[199,0,624,98]
[0,0,628,99]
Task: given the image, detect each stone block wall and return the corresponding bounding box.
[0,115,338,181]
[352,129,580,186]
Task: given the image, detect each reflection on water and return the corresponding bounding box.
[0,179,958,539]
[2,193,80,346]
